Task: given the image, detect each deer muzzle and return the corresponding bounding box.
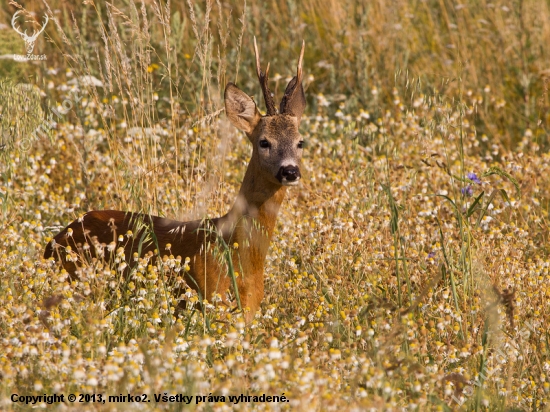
[277,165,301,186]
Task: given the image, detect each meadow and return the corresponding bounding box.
[1,0,550,410]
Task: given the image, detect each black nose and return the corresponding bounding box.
[277,165,301,182]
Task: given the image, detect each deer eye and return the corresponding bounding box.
[259,139,270,148]
[297,141,304,149]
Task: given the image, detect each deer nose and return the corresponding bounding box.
[277,165,301,184]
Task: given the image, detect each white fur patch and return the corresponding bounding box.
[280,158,298,168]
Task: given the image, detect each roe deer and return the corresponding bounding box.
[44,38,306,322]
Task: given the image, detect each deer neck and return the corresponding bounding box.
[219,159,287,261]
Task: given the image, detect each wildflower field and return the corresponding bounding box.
[1,0,550,410]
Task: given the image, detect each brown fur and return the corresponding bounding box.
[44,42,307,323]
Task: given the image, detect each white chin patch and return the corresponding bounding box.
[282,179,300,186]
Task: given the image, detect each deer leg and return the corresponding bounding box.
[237,272,264,323]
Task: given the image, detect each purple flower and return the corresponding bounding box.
[427,251,436,259]
[467,172,482,184]
[461,185,473,197]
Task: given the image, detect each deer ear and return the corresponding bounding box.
[280,41,306,123]
[225,83,262,134]
[279,76,306,123]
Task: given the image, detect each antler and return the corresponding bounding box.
[279,40,306,121]
[253,36,277,116]
[295,40,305,85]
[32,14,49,40]
[11,11,26,37]
[11,11,48,41]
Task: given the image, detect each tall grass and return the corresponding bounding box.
[1,0,549,410]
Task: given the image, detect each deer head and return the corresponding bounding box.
[224,38,306,187]
[12,11,48,55]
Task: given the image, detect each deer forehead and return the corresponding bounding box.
[259,115,301,142]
